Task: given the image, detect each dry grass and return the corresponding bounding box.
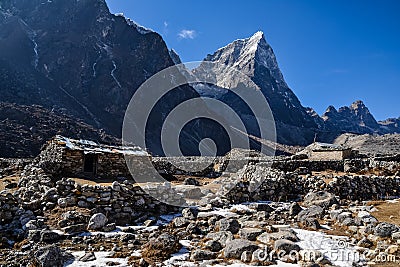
[0,175,19,191]
[369,200,400,225]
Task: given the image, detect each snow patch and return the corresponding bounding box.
[65,251,128,267]
[111,60,122,88]
[115,13,153,34]
[294,228,365,267]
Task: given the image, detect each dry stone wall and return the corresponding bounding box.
[218,164,400,203]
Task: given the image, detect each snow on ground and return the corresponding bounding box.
[78,225,159,238]
[294,229,364,267]
[211,261,299,267]
[65,251,128,267]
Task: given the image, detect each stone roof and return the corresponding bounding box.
[53,135,148,156]
[311,142,350,152]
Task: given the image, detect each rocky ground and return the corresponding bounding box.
[334,133,400,157]
[0,102,119,158]
[1,159,400,266]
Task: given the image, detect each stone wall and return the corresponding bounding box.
[55,178,183,224]
[152,157,224,177]
[0,158,32,177]
[271,159,345,172]
[3,165,184,227]
[152,157,346,177]
[309,149,351,161]
[218,164,400,203]
[344,157,400,174]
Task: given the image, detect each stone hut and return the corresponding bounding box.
[307,142,353,161]
[296,142,354,161]
[38,135,150,179]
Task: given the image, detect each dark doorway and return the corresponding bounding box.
[83,154,97,176]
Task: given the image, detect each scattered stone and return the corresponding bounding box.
[274,239,301,253]
[303,191,338,209]
[79,252,96,262]
[87,213,108,231]
[218,218,240,234]
[182,207,199,220]
[33,245,65,267]
[239,228,264,241]
[190,249,216,261]
[204,240,222,252]
[224,239,259,259]
[374,222,400,238]
[206,231,233,247]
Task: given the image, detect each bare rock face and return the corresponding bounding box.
[0,0,224,157]
[194,31,320,146]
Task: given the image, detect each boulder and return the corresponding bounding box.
[374,222,400,238]
[62,224,86,234]
[303,191,338,209]
[224,239,259,259]
[218,218,240,234]
[239,228,264,241]
[274,239,301,253]
[297,206,324,223]
[190,249,216,261]
[40,230,62,243]
[289,202,303,216]
[33,245,65,267]
[79,252,96,262]
[206,231,233,247]
[204,240,222,252]
[87,213,107,231]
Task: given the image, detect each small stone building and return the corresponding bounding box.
[38,135,150,179]
[307,142,353,161]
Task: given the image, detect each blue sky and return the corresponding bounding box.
[106,0,400,120]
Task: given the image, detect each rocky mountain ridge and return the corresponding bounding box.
[0,0,398,157]
[0,0,230,157]
[189,32,399,144]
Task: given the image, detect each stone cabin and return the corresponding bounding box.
[296,142,355,161]
[38,135,150,179]
[307,142,353,161]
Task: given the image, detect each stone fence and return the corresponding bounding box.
[0,158,32,177]
[345,157,400,173]
[219,164,400,203]
[152,156,346,177]
[3,165,183,228]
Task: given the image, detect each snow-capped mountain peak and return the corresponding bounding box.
[204,31,285,85]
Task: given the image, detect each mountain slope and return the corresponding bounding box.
[0,102,118,157]
[0,0,178,134]
[0,0,229,157]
